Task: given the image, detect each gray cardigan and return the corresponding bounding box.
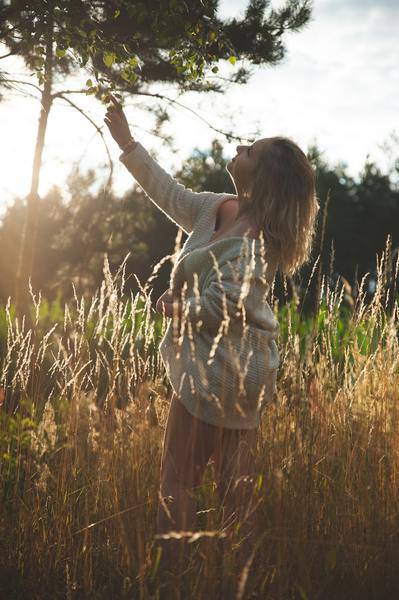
[120,142,280,429]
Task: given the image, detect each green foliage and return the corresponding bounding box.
[306,144,399,285]
[0,397,36,496]
[102,51,116,68]
[0,167,173,305]
[0,0,313,98]
[0,304,10,345]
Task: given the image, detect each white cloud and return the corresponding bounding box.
[216,0,399,175]
[318,0,399,15]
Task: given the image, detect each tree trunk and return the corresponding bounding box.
[14,11,54,320]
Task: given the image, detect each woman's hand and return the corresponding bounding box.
[155,289,173,314]
[103,94,134,148]
[156,289,183,320]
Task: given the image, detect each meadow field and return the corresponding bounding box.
[1,245,399,600]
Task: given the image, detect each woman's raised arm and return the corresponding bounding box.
[104,94,222,234]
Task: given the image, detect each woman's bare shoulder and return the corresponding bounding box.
[216,195,238,227]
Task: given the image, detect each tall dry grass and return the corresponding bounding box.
[1,242,399,600]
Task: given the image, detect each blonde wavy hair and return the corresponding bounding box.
[247,136,319,277]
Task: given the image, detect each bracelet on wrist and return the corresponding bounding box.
[119,137,137,153]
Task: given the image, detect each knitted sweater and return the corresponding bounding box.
[119,142,280,429]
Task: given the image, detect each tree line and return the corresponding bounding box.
[1,138,398,314]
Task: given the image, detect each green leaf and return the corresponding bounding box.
[228,55,237,65]
[85,78,93,87]
[56,48,66,58]
[103,52,116,68]
[211,66,218,73]
[121,70,138,83]
[114,9,120,18]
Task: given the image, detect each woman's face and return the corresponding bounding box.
[227,137,270,194]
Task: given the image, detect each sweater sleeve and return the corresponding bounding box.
[184,278,246,332]
[181,258,252,333]
[119,142,221,234]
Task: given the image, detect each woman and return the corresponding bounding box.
[104,95,319,579]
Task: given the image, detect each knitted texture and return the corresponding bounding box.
[120,142,280,429]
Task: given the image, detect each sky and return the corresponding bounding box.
[1,0,398,217]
